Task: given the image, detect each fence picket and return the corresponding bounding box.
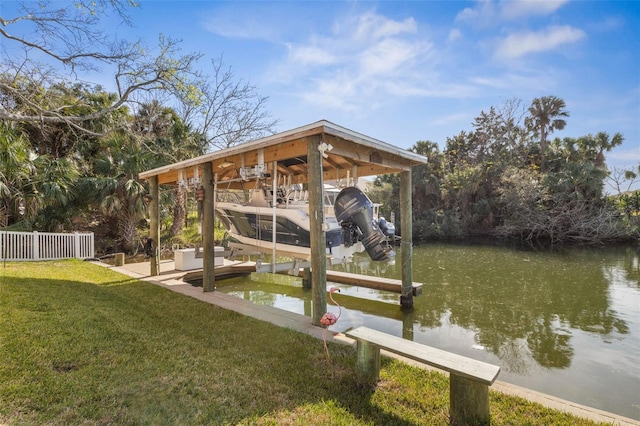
[1,231,94,261]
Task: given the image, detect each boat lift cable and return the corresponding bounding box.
[254,179,261,256]
[272,161,277,273]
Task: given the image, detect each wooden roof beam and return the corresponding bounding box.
[326,136,415,172]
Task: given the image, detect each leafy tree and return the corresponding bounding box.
[5,83,121,157]
[372,140,463,239]
[85,133,159,253]
[441,101,531,233]
[496,132,629,243]
[372,96,634,244]
[525,96,569,171]
[546,132,622,200]
[32,156,81,231]
[1,2,278,253]
[617,191,640,222]
[133,101,206,238]
[607,163,640,233]
[1,122,88,232]
[411,141,444,212]
[0,124,35,225]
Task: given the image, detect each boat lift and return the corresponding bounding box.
[139,120,429,321]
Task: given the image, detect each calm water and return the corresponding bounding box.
[217,243,640,420]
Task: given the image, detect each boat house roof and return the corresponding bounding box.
[139,120,428,188]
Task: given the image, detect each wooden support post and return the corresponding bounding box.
[114,252,125,267]
[302,267,312,289]
[202,162,216,292]
[450,374,491,426]
[354,341,381,385]
[308,134,327,326]
[347,327,497,426]
[149,175,160,276]
[399,170,413,310]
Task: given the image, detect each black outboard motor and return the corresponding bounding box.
[334,187,389,261]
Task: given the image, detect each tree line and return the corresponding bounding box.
[369,97,640,245]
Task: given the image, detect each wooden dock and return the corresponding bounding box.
[182,261,256,284]
[295,269,423,296]
[180,260,422,296]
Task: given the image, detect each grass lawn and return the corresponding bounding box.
[0,260,608,425]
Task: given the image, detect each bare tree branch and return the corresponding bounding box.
[1,1,202,136]
[606,165,639,195]
[178,56,279,151]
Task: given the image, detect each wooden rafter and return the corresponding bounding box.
[140,120,428,188]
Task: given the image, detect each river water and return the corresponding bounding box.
[216,242,640,420]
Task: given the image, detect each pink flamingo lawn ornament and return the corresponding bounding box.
[320,287,342,358]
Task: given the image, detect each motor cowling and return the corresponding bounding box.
[334,187,389,261]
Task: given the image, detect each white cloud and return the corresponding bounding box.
[269,10,436,113]
[358,38,423,76]
[500,0,569,19]
[201,2,305,42]
[470,72,555,92]
[495,25,586,58]
[286,44,337,66]
[455,0,498,27]
[204,14,277,41]
[430,112,474,127]
[590,16,624,32]
[448,28,463,42]
[347,12,418,42]
[300,73,359,112]
[456,0,569,27]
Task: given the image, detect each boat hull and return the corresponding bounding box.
[215,203,363,260]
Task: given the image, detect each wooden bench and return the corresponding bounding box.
[345,326,500,426]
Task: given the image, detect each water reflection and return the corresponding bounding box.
[336,245,636,370]
[217,243,640,419]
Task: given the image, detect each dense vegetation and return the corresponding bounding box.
[370,98,640,244]
[1,2,638,254]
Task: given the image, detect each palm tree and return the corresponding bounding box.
[32,156,81,231]
[88,134,156,253]
[0,124,38,225]
[134,101,206,238]
[525,96,569,171]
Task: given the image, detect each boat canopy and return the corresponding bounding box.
[139,120,428,188]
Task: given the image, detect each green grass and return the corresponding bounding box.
[0,260,609,425]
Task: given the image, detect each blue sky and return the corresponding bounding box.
[5,1,640,175]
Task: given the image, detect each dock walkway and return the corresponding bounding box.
[169,259,423,295]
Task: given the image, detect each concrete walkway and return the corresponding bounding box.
[99,259,639,426]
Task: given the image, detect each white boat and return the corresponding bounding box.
[215,183,395,262]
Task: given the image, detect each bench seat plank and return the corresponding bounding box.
[346,326,500,385]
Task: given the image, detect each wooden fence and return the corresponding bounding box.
[0,231,94,261]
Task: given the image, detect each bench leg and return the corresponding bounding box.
[354,341,380,385]
[449,375,490,426]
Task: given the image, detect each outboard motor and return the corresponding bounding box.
[334,187,389,261]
